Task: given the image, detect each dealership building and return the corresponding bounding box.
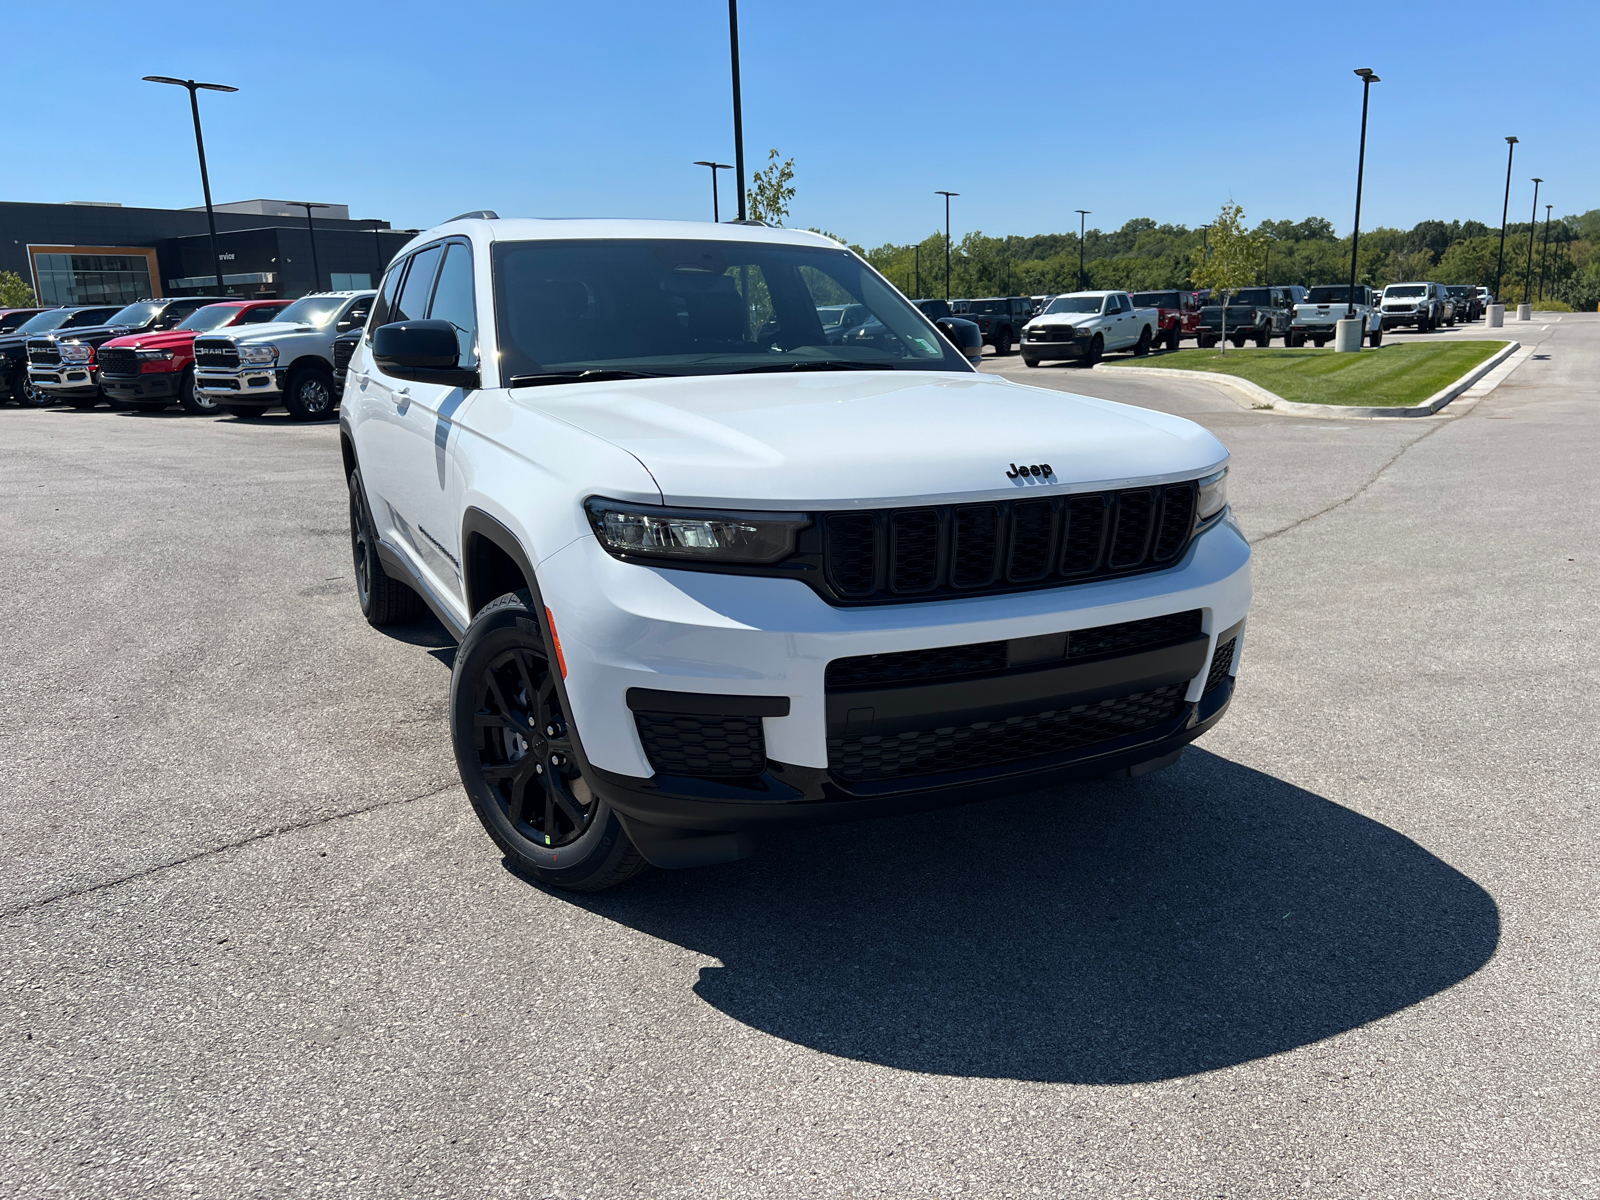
[0,198,416,305]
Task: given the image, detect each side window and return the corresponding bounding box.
[1117,294,1131,313]
[239,305,282,325]
[427,242,478,366]
[392,245,443,324]
[337,296,372,334]
[368,259,407,336]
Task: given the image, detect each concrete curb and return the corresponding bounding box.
[1096,339,1521,419]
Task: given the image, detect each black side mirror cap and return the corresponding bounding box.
[372,320,479,388]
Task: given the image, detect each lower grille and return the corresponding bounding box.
[1205,637,1236,695]
[827,683,1188,782]
[96,347,139,376]
[634,712,766,777]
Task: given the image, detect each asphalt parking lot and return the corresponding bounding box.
[3,314,1596,1199]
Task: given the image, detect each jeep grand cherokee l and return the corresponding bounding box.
[342,217,1251,891]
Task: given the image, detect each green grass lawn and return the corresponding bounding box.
[1106,341,1508,406]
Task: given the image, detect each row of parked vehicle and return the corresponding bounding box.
[0,290,375,419]
[933,281,1494,365]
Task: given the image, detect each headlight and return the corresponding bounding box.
[584,498,809,564]
[136,349,174,361]
[1197,467,1228,520]
[59,342,93,364]
[239,344,277,364]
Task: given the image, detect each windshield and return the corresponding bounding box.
[491,238,968,379]
[965,300,1008,314]
[1386,285,1426,298]
[1043,296,1104,314]
[1446,286,1469,297]
[105,301,163,327]
[916,299,952,319]
[274,295,350,326]
[15,309,78,334]
[1131,291,1180,308]
[177,304,247,332]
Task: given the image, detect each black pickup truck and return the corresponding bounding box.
[1196,287,1295,348]
[1,305,123,406]
[26,295,224,408]
[950,296,1034,355]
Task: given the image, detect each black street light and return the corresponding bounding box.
[142,75,237,293]
[914,245,920,299]
[1075,210,1091,290]
[1494,136,1518,304]
[727,1,747,222]
[1346,68,1379,320]
[692,161,733,222]
[936,191,959,300]
[1524,177,1542,306]
[1539,203,1553,302]
[287,202,331,293]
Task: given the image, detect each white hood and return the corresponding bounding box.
[211,320,320,343]
[516,371,1226,509]
[1026,312,1099,331]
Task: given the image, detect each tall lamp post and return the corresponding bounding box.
[727,1,747,221]
[1345,68,1379,321]
[935,191,959,300]
[287,202,331,294]
[1523,178,1542,306]
[1538,203,1553,301]
[142,75,237,293]
[1075,210,1091,290]
[1494,136,1518,303]
[692,161,732,222]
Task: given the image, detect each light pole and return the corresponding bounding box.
[914,245,920,298]
[1075,210,1091,290]
[727,0,747,221]
[936,191,958,300]
[1346,68,1379,320]
[287,202,331,294]
[1494,136,1518,303]
[693,161,732,222]
[142,75,237,293]
[1539,203,1553,301]
[1524,178,1542,306]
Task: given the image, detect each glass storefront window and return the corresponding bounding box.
[35,253,154,306]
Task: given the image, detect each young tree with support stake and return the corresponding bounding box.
[1189,203,1264,356]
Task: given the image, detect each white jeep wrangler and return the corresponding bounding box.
[341,216,1252,890]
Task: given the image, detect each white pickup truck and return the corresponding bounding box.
[1020,290,1159,367]
[1289,285,1383,348]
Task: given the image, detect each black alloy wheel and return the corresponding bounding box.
[1133,326,1152,356]
[1166,324,1181,351]
[451,591,647,891]
[178,368,216,416]
[284,367,336,421]
[13,364,48,407]
[994,327,1012,355]
[1083,333,1103,366]
[1254,325,1271,348]
[347,468,427,626]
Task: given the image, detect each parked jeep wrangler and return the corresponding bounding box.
[951,296,1033,355]
[1196,287,1294,348]
[1130,290,1202,352]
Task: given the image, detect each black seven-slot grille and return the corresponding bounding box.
[96,347,139,376]
[332,337,356,374]
[822,483,1197,605]
[193,339,239,369]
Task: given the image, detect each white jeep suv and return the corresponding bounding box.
[341,215,1252,890]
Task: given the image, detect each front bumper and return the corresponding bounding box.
[29,368,98,397]
[1381,312,1424,328]
[101,371,181,399]
[195,366,284,400]
[1021,334,1089,358]
[537,516,1252,830]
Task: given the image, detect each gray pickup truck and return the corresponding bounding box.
[1196,287,1295,348]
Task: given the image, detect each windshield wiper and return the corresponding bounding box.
[729,360,890,374]
[509,369,670,388]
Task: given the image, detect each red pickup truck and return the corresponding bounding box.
[98,299,289,414]
[1130,289,1203,351]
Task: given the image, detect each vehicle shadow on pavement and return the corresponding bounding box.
[567,747,1499,1083]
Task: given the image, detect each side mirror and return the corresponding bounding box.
[372,320,478,388]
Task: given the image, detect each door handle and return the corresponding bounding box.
[394,386,411,410]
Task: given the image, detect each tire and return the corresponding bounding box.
[348,468,428,627]
[177,368,217,416]
[1132,326,1153,356]
[284,366,336,421]
[1198,334,1218,350]
[1368,329,1383,347]
[993,327,1012,356]
[1083,333,1103,366]
[1418,314,1431,333]
[1312,337,1328,348]
[1231,334,1247,349]
[1287,331,1304,348]
[128,400,169,413]
[1166,324,1181,352]
[1254,326,1271,348]
[1446,311,1456,327]
[12,365,49,408]
[451,590,648,892]
[1022,354,1041,368]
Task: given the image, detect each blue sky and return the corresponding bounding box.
[3,1,1593,246]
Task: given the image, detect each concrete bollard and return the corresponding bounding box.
[1486,304,1505,328]
[1517,303,1532,321]
[1334,318,1364,352]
